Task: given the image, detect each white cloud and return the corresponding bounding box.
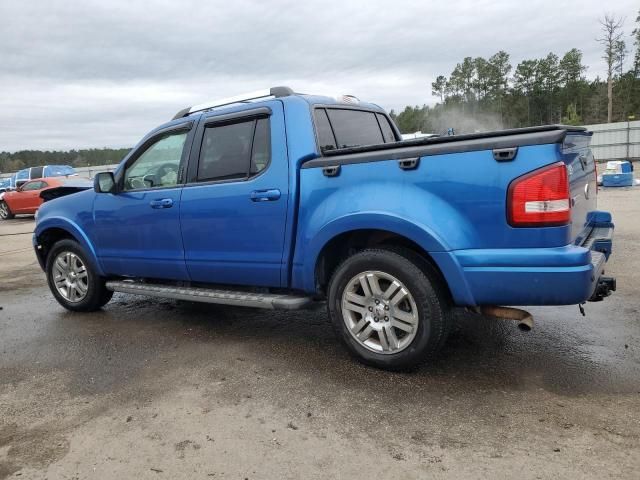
[0,0,636,151]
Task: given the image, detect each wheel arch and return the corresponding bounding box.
[311,227,451,299]
[35,218,104,276]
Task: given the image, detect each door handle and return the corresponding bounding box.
[149,198,173,209]
[250,189,281,202]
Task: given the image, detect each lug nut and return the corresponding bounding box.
[375,299,380,305]
[374,317,379,322]
[384,316,389,321]
[384,305,389,310]
[368,306,373,312]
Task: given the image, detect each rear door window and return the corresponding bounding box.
[197,117,271,182]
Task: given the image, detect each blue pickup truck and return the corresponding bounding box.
[34,86,615,369]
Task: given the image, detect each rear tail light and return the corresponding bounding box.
[508,162,570,227]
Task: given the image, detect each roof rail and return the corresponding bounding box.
[172,86,294,120]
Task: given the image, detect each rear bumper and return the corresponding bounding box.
[437,212,615,306]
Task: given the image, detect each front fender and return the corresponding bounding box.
[35,216,105,276]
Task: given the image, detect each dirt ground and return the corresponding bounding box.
[0,187,639,479]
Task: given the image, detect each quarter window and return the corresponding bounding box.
[124,131,187,191]
[314,108,397,153]
[326,109,384,149]
[315,109,337,152]
[197,117,271,182]
[376,113,397,143]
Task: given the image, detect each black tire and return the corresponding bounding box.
[0,201,14,220]
[46,239,113,312]
[327,248,451,371]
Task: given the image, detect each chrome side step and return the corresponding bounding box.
[105,280,314,310]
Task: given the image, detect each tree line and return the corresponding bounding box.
[391,12,639,134]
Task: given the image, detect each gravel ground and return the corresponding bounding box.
[0,187,639,479]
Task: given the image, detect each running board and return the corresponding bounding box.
[105,281,314,310]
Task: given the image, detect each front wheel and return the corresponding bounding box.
[0,201,14,220]
[46,239,113,312]
[327,248,451,370]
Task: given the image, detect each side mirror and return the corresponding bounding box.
[94,172,116,193]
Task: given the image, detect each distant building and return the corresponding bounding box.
[583,120,639,163]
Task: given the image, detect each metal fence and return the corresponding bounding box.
[583,120,640,164]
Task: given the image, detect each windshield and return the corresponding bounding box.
[45,165,76,177]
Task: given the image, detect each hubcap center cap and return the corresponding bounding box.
[374,303,386,317]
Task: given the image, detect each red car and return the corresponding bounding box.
[0,177,65,220]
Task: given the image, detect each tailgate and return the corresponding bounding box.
[561,131,597,244]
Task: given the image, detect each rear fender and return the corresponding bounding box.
[293,212,453,292]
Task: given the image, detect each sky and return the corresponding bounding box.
[0,0,637,152]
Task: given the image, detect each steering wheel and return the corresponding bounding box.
[129,177,147,190]
[145,162,179,187]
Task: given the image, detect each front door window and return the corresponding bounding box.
[124,132,187,190]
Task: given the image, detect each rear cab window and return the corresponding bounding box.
[314,107,398,153]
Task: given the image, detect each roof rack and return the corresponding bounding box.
[172,86,294,120]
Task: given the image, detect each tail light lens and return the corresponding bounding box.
[508,162,570,227]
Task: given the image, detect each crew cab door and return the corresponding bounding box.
[93,122,195,280]
[180,102,289,287]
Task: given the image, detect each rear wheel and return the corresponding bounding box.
[327,248,451,370]
[0,201,14,220]
[46,239,113,311]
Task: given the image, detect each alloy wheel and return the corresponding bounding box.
[341,270,419,354]
[52,251,89,303]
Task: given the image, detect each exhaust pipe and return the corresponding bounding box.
[479,306,534,332]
